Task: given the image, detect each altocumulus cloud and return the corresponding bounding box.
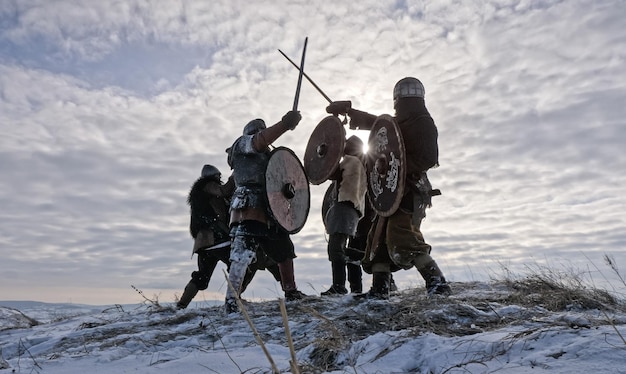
[1,0,625,304]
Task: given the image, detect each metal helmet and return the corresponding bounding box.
[393,77,425,103]
[243,119,266,135]
[201,164,221,179]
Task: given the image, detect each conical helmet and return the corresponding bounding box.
[201,164,221,179]
[243,119,266,135]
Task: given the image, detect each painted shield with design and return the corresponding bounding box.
[304,116,346,185]
[366,115,406,217]
[266,146,310,233]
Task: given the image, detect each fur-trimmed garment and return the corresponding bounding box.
[187,176,234,254]
[336,155,367,216]
[324,155,368,236]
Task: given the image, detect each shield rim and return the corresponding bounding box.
[304,116,346,185]
[265,146,311,234]
[366,114,406,217]
[321,180,337,225]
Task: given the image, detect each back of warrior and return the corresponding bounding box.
[189,173,234,254]
[394,97,439,215]
[395,100,438,173]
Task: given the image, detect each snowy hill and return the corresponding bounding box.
[1,276,625,373]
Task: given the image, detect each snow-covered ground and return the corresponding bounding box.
[1,279,625,374]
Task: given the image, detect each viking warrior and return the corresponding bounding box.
[321,135,368,295]
[224,111,307,314]
[177,164,281,309]
[326,77,452,298]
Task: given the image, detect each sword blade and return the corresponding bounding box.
[279,48,333,104]
[292,37,308,111]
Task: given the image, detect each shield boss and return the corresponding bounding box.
[304,116,346,185]
[366,115,406,217]
[266,147,310,233]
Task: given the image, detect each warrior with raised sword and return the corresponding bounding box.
[224,39,311,314]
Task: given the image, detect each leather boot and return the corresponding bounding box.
[366,272,390,300]
[278,258,307,300]
[347,262,362,293]
[176,282,199,309]
[417,260,452,296]
[278,258,297,292]
[321,261,348,296]
[389,273,398,292]
[224,250,250,314]
[224,260,249,313]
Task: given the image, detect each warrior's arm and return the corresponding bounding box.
[325,100,377,130]
[252,120,290,151]
[347,108,377,130]
[252,111,301,151]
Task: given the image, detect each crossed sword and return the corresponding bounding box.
[283,39,334,108]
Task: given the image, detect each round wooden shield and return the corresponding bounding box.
[366,115,406,217]
[321,181,337,224]
[266,147,310,234]
[304,116,346,185]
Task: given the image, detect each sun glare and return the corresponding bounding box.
[346,130,370,153]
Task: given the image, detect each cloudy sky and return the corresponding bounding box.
[1,0,625,305]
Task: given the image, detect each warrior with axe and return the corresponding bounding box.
[223,39,311,314]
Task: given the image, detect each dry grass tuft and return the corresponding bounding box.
[297,305,349,371]
[496,264,620,311]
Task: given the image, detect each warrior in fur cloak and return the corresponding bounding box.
[176,164,280,309]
